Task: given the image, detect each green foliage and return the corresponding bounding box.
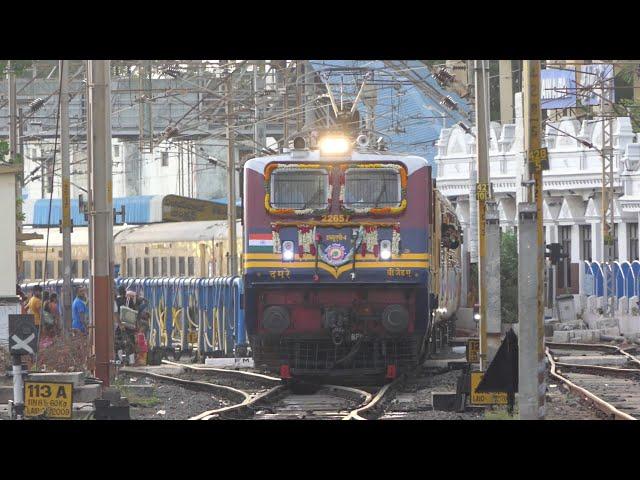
[500,231,518,323]
[16,196,25,222]
[0,60,33,77]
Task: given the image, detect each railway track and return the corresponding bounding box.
[121,362,403,420]
[547,342,640,420]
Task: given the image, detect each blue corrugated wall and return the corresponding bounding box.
[31,196,156,226]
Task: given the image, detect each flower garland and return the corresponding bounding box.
[338,163,408,216]
[362,225,378,254]
[297,224,316,255]
[264,163,331,216]
[391,225,401,255]
[271,224,282,253]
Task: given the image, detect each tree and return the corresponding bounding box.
[500,231,518,324]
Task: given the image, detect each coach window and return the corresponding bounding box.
[144,258,150,277]
[152,257,159,276]
[82,260,90,278]
[188,257,195,276]
[178,257,186,276]
[34,260,43,280]
[127,258,134,277]
[22,261,31,280]
[57,261,63,279]
[161,257,168,276]
[45,261,54,279]
[135,258,142,277]
[170,257,177,276]
[344,167,401,210]
[161,151,169,167]
[72,260,78,277]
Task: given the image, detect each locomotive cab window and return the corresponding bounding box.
[343,167,401,210]
[270,168,329,211]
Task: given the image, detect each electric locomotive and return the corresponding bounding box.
[243,131,461,381]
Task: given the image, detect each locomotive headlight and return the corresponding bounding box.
[474,313,481,320]
[282,241,294,262]
[380,240,392,260]
[318,135,351,155]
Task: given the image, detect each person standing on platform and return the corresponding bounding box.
[71,287,89,336]
[27,285,43,335]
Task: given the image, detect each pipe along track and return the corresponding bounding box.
[121,363,404,420]
[547,342,640,420]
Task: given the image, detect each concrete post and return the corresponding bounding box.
[520,59,545,419]
[499,60,513,124]
[485,201,502,363]
[518,203,539,419]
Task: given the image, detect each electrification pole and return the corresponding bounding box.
[87,60,114,386]
[226,73,238,276]
[60,60,72,337]
[7,61,21,283]
[474,60,492,370]
[519,59,545,420]
[254,61,266,156]
[600,76,615,317]
[499,60,514,123]
[7,61,17,164]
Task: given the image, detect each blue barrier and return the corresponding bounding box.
[20,276,246,358]
[621,261,634,298]
[613,262,624,299]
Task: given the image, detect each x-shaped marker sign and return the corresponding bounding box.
[11,334,35,355]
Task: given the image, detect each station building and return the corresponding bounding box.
[434,93,640,306]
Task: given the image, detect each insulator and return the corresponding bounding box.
[164,126,179,138]
[457,121,472,134]
[440,96,458,111]
[433,68,455,87]
[163,66,181,78]
[29,97,45,112]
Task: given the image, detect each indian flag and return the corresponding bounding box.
[248,233,273,252]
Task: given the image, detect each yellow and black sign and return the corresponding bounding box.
[476,183,490,201]
[24,381,74,419]
[470,371,508,405]
[188,331,198,344]
[528,147,549,173]
[466,338,479,364]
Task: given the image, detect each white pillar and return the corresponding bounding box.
[570,224,581,263]
[617,221,627,262]
[590,222,603,262]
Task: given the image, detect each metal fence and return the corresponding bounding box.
[20,276,247,357]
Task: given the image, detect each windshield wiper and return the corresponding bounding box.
[302,183,324,210]
[373,181,388,209]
